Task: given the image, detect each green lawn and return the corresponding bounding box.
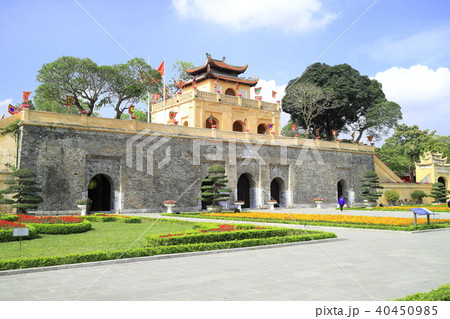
[0,220,195,260]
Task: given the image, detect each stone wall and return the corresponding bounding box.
[16,123,375,215]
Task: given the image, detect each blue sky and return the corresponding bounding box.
[1,0,449,140]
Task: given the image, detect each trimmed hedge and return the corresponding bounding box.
[0,231,337,270]
[395,284,450,301]
[0,214,19,222]
[0,226,38,242]
[146,227,291,246]
[82,215,142,223]
[27,220,92,234]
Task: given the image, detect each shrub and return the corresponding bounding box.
[384,190,400,202]
[82,214,142,223]
[429,182,449,203]
[0,225,38,242]
[410,190,427,203]
[0,168,43,214]
[27,220,92,234]
[0,214,19,222]
[395,284,450,301]
[146,227,291,246]
[197,164,231,207]
[359,170,383,202]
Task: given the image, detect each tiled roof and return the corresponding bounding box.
[185,53,249,76]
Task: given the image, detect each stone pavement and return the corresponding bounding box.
[1,208,449,301]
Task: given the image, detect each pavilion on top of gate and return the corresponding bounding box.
[151,53,281,135]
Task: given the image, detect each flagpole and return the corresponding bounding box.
[163,57,166,124]
[147,54,150,123]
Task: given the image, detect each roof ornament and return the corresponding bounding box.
[222,56,226,62]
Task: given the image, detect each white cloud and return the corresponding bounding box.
[362,26,450,65]
[172,0,337,33]
[374,65,450,135]
[249,79,290,127]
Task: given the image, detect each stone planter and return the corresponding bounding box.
[164,204,176,213]
[207,205,223,213]
[77,205,87,216]
[234,202,244,210]
[267,201,277,210]
[363,200,377,207]
[314,201,323,209]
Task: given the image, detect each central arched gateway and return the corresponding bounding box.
[88,174,112,212]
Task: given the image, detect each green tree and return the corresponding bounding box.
[429,182,449,203]
[0,168,43,214]
[281,83,336,138]
[105,58,161,119]
[120,108,148,122]
[171,60,195,82]
[377,124,436,181]
[281,120,306,138]
[197,164,232,208]
[359,170,383,203]
[283,63,387,140]
[35,56,110,116]
[348,100,402,142]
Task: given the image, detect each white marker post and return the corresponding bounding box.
[13,227,29,257]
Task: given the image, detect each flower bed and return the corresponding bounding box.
[0,220,38,242]
[14,215,92,234]
[191,212,450,230]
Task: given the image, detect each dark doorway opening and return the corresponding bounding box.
[270,179,281,207]
[233,121,243,132]
[225,88,236,96]
[257,124,266,134]
[88,174,112,211]
[237,174,251,208]
[438,177,446,188]
[337,180,343,200]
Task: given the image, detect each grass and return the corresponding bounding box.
[0,219,195,260]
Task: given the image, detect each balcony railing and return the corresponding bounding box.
[153,89,279,111]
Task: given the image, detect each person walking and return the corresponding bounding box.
[338,196,345,211]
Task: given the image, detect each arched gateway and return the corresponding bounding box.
[88,174,113,212]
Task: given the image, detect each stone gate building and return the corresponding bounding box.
[0,54,379,215]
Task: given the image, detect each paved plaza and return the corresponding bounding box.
[0,208,449,301]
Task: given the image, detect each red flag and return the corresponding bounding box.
[23,91,32,102]
[157,61,165,76]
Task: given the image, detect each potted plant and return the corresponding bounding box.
[197,164,231,213]
[359,170,383,207]
[267,199,277,210]
[410,190,427,204]
[312,198,324,209]
[77,199,87,216]
[163,200,176,213]
[384,190,400,206]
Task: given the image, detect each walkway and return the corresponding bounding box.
[0,208,449,301]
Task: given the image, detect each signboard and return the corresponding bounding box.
[13,227,29,237]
